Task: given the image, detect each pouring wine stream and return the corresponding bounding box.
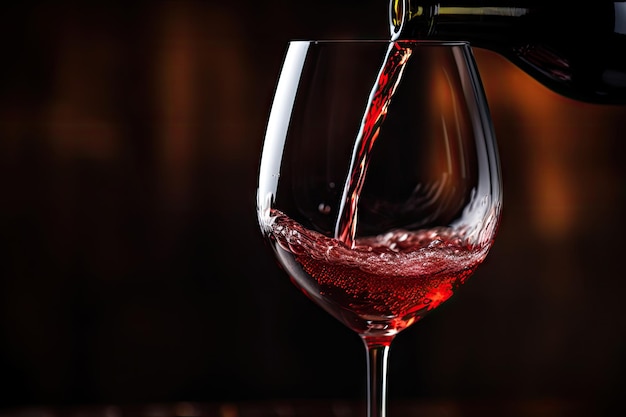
[335,0,421,247]
[334,43,413,247]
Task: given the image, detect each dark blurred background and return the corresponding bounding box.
[1,0,625,414]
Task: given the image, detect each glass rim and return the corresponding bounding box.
[288,39,470,47]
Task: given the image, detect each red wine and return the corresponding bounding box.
[335,42,412,247]
[390,0,626,104]
[269,209,490,336]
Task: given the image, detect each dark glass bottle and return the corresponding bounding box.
[390,0,626,104]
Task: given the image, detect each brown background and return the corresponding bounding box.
[1,0,625,413]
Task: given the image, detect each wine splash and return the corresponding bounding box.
[334,42,413,247]
[271,209,489,334]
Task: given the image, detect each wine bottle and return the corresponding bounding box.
[390,0,626,104]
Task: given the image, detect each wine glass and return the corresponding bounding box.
[257,40,502,417]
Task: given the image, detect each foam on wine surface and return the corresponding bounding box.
[270,209,490,336]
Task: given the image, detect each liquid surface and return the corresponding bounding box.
[269,209,491,336]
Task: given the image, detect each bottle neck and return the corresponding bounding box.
[388,1,626,104]
[390,0,533,41]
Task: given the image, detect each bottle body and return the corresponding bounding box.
[390,0,626,104]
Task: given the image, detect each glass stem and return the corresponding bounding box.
[362,335,395,417]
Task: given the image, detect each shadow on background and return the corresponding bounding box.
[0,1,624,414]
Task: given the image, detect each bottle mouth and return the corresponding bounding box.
[390,0,431,40]
[389,0,406,41]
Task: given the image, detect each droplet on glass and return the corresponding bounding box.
[318,203,331,214]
